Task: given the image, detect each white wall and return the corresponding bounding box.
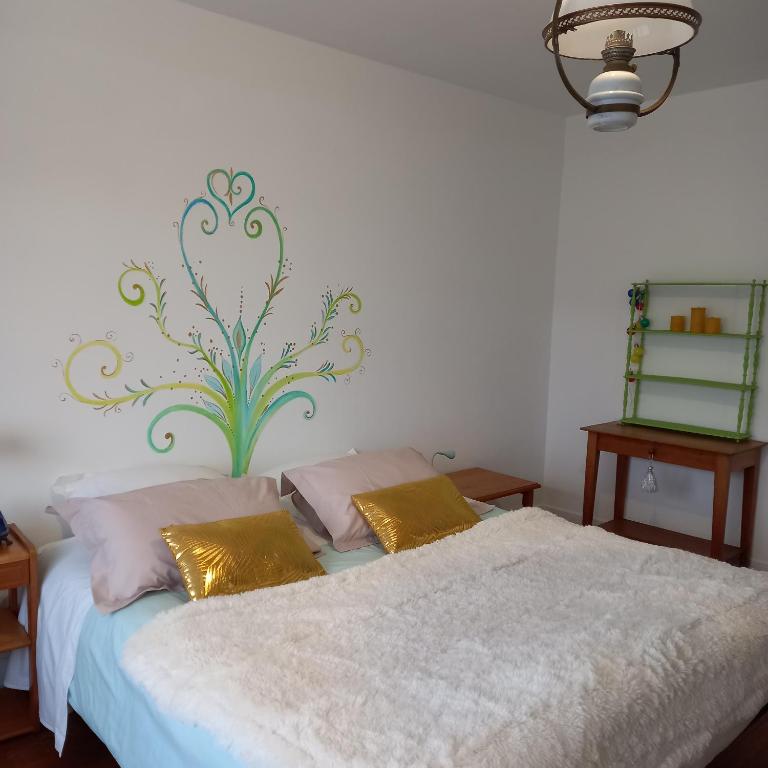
[0,0,564,544]
[543,79,768,566]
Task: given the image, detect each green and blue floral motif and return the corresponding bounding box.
[63,168,366,476]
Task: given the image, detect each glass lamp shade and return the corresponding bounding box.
[545,1,700,59]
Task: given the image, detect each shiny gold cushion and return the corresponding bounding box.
[351,475,481,554]
[161,510,326,600]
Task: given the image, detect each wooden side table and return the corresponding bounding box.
[0,524,39,741]
[447,467,541,506]
[581,421,765,566]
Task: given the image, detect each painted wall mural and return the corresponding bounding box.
[60,168,368,476]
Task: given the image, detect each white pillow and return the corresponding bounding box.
[50,464,224,505]
[466,498,495,516]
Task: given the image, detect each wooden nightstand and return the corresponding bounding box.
[0,524,39,741]
[447,468,541,506]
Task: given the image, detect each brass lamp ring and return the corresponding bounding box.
[543,2,702,57]
[592,103,641,114]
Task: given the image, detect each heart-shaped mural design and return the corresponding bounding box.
[206,167,256,222]
[62,168,368,476]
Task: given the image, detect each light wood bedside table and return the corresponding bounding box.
[447,468,541,506]
[0,524,39,741]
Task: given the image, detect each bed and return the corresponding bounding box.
[6,505,768,768]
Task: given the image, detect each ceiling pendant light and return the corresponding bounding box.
[543,2,702,132]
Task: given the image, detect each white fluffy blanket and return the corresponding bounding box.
[123,509,768,768]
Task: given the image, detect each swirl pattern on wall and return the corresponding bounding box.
[63,168,368,476]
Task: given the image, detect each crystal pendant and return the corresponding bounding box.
[641,463,658,494]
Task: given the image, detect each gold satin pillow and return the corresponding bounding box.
[351,475,480,554]
[161,510,326,600]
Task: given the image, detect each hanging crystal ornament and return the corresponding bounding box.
[641,451,658,493]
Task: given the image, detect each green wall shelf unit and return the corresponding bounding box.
[621,280,767,441]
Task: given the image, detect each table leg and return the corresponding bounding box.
[614,455,629,522]
[521,490,535,507]
[740,459,761,567]
[8,586,18,615]
[582,432,600,526]
[27,548,39,729]
[710,455,731,560]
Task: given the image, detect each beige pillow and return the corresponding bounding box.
[47,464,224,539]
[282,448,438,552]
[58,476,281,613]
[258,450,358,539]
[291,490,331,538]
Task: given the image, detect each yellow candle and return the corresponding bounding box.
[704,317,721,334]
[690,307,706,334]
[670,315,686,332]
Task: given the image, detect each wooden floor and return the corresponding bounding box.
[0,712,117,768]
[707,704,768,768]
[1,704,766,767]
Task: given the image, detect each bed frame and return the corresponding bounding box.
[54,703,768,767]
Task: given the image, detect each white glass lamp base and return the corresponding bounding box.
[587,69,644,132]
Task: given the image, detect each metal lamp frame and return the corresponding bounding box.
[544,2,702,118]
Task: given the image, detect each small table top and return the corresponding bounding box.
[0,525,33,566]
[582,421,766,455]
[447,467,540,503]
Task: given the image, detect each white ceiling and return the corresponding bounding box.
[180,0,768,115]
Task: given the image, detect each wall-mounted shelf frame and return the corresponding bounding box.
[621,279,767,441]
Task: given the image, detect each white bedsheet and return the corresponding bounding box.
[4,537,94,753]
